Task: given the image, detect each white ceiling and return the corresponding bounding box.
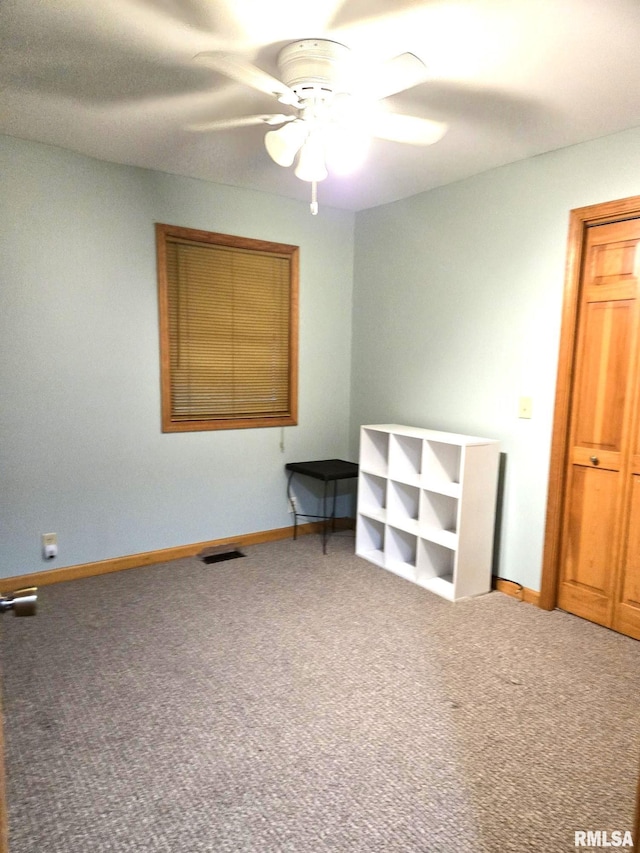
[2,0,640,212]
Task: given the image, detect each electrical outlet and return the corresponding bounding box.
[42,532,58,560]
[518,396,533,419]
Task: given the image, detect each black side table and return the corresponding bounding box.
[285,459,359,553]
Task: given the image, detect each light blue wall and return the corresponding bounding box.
[0,135,355,577]
[6,126,640,588]
[351,125,640,591]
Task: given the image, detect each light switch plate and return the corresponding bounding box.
[518,396,533,419]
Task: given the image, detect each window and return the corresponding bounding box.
[156,223,298,432]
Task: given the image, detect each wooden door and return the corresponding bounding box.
[616,354,640,638]
[556,217,640,639]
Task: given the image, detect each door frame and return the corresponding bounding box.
[540,193,640,611]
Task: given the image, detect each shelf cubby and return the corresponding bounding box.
[388,433,422,484]
[420,490,458,535]
[358,471,387,522]
[387,480,420,534]
[422,440,461,490]
[355,515,385,567]
[360,427,390,476]
[416,539,455,600]
[385,525,417,582]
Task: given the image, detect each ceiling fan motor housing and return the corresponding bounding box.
[277,39,351,99]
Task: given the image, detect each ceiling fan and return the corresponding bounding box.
[188,39,447,213]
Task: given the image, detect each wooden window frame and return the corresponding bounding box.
[156,223,299,432]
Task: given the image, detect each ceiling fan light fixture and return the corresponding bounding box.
[324,124,370,175]
[294,132,328,182]
[264,119,308,167]
[191,38,448,208]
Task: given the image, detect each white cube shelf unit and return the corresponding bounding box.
[356,424,500,601]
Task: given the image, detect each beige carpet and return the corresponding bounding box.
[2,532,639,852]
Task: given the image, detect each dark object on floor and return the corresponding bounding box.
[201,550,245,564]
[197,545,245,564]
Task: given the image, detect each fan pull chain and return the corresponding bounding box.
[310,181,318,215]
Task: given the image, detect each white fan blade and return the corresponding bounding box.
[188,114,295,132]
[194,51,300,107]
[373,52,431,100]
[371,114,447,146]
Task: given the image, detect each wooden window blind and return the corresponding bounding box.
[156,224,299,432]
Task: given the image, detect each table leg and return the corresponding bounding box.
[321,480,339,554]
[287,470,298,540]
[331,480,338,533]
[322,479,328,554]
